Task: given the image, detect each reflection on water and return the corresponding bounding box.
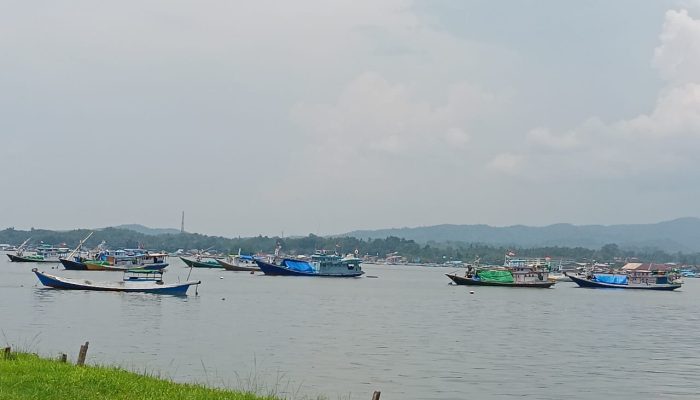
[2,256,700,399]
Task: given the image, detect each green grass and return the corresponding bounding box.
[0,352,279,400]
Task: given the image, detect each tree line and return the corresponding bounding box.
[1,227,698,265]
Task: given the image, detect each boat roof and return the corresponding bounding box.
[622,263,676,271]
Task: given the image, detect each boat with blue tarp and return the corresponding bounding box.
[567,263,682,290]
[32,268,200,295]
[256,251,364,277]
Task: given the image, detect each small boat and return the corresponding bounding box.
[446,263,555,288]
[256,251,364,277]
[566,270,682,291]
[179,256,223,268]
[32,268,200,295]
[217,255,260,271]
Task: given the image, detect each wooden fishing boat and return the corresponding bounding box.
[32,268,200,295]
[59,257,89,270]
[566,272,681,291]
[7,253,61,263]
[81,251,169,271]
[7,239,69,263]
[83,260,168,272]
[179,256,223,268]
[446,264,555,288]
[255,251,364,277]
[216,255,260,271]
[446,273,555,288]
[58,232,94,270]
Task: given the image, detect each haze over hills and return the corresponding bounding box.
[342,218,700,253]
[95,218,700,253]
[109,224,181,236]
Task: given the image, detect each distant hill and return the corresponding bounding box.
[342,217,700,253]
[110,224,181,236]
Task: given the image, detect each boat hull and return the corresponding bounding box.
[567,274,681,290]
[32,268,199,295]
[446,273,555,288]
[7,254,58,263]
[216,259,260,271]
[59,258,88,270]
[256,260,364,277]
[180,257,223,268]
[83,262,168,272]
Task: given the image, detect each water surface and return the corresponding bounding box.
[1,254,698,399]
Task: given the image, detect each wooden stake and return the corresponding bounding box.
[59,353,67,363]
[76,341,89,366]
[371,391,381,400]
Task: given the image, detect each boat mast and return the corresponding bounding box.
[17,237,31,255]
[65,232,94,261]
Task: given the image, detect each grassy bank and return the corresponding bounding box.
[0,352,278,400]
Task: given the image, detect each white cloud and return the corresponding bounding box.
[291,71,500,166]
[487,153,523,174]
[527,127,580,151]
[653,9,700,84]
[498,9,700,183]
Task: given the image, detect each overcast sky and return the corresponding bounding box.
[2,0,700,237]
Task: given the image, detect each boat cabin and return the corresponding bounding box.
[622,263,679,285]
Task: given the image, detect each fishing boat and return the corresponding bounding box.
[58,232,94,270]
[566,264,682,290]
[84,251,169,271]
[7,240,70,263]
[216,254,260,271]
[32,268,200,295]
[446,263,555,288]
[255,251,364,277]
[179,256,223,268]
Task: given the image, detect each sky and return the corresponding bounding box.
[2,0,700,237]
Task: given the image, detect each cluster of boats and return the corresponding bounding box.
[4,236,690,294]
[446,257,684,291]
[5,235,366,295]
[179,250,364,277]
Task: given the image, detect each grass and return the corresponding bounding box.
[0,352,280,400]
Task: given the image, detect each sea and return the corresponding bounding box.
[1,254,699,400]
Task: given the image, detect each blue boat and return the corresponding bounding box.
[256,251,364,277]
[32,268,200,295]
[566,271,681,291]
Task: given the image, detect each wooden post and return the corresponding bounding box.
[3,346,10,359]
[76,341,89,366]
[371,391,381,400]
[59,353,67,363]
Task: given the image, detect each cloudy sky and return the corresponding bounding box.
[2,0,700,237]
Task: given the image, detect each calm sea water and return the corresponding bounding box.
[1,254,699,400]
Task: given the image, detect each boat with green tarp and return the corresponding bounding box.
[446,265,555,288]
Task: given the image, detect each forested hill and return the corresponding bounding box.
[343,218,700,253]
[113,224,181,236]
[2,226,700,265]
